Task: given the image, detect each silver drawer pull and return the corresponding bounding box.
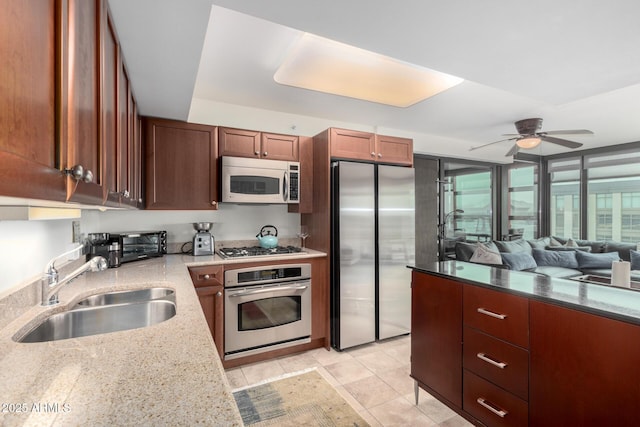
[477,307,507,320]
[477,398,508,418]
[477,352,507,369]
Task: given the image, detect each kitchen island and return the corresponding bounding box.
[0,251,323,426]
[410,261,640,427]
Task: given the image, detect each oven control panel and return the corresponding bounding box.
[225,263,311,287]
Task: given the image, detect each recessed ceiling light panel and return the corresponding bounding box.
[274,33,463,107]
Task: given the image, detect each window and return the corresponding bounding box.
[442,166,493,242]
[549,158,581,238]
[586,150,640,242]
[505,164,539,239]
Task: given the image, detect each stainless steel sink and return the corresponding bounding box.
[17,300,176,343]
[73,287,175,307]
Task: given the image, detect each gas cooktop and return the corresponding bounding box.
[217,245,304,259]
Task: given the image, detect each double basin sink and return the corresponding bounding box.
[16,287,176,343]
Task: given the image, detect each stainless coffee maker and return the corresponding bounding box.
[193,222,215,256]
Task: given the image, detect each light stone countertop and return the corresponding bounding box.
[0,249,323,426]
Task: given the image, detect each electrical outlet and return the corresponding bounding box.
[72,221,81,243]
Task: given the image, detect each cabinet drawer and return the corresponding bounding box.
[463,326,529,400]
[464,371,528,427]
[188,265,224,288]
[464,285,529,348]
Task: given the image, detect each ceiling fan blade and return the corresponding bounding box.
[469,137,517,151]
[505,144,519,156]
[542,129,593,136]
[541,135,583,149]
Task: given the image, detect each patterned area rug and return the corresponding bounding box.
[233,369,370,426]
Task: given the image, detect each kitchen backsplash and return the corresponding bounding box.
[0,203,299,294]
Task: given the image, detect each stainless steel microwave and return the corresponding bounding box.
[221,156,299,204]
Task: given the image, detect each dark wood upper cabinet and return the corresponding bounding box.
[375,134,413,166]
[0,0,66,201]
[144,118,218,210]
[59,0,106,205]
[329,128,376,162]
[219,127,299,161]
[329,128,413,166]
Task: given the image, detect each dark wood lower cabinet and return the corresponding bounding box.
[411,271,462,407]
[412,269,640,426]
[529,300,640,427]
[195,285,224,359]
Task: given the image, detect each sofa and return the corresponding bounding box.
[455,236,640,281]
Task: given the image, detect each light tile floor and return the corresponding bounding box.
[224,335,473,426]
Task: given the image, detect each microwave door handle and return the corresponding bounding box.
[283,170,289,202]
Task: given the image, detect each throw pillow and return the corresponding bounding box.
[527,237,551,250]
[565,238,579,248]
[501,252,537,271]
[470,244,502,265]
[494,238,533,254]
[631,250,640,270]
[532,248,579,269]
[550,236,566,246]
[575,251,621,269]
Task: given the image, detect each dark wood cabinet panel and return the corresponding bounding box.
[375,134,413,166]
[100,7,119,205]
[219,127,299,162]
[463,326,529,400]
[218,127,260,158]
[329,128,376,162]
[463,370,528,427]
[0,0,66,200]
[60,0,107,204]
[189,265,224,358]
[411,272,463,407]
[144,118,218,210]
[261,132,299,161]
[463,284,529,349]
[529,300,640,427]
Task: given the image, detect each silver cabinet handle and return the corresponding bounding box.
[254,150,259,156]
[477,352,507,369]
[477,307,507,320]
[229,285,308,297]
[216,291,222,297]
[377,153,382,158]
[477,398,508,418]
[371,152,376,157]
[211,201,217,206]
[263,151,268,157]
[203,274,210,280]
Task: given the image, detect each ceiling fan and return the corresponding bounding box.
[470,118,593,156]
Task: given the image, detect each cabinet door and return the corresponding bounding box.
[117,59,131,204]
[411,272,463,407]
[218,127,260,158]
[100,6,119,205]
[329,128,376,162]
[375,134,413,166]
[530,301,640,426]
[261,133,299,161]
[195,285,224,358]
[60,0,106,204]
[145,118,218,209]
[0,0,65,201]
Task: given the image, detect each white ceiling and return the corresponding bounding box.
[108,0,640,162]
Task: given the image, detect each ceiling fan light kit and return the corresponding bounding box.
[516,136,541,149]
[469,117,593,156]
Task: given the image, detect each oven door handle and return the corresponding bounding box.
[227,284,308,297]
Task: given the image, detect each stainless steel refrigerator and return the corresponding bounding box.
[330,161,415,350]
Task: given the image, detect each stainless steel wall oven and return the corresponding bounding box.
[224,263,311,360]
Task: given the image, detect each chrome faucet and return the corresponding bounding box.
[42,245,108,306]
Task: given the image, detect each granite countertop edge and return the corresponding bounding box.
[0,250,325,426]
